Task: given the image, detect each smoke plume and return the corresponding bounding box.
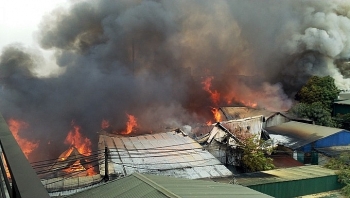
[1,0,350,160]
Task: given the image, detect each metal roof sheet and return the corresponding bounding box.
[266,121,345,149]
[235,165,337,186]
[271,155,304,168]
[315,146,350,157]
[98,131,232,179]
[65,172,272,198]
[334,99,350,105]
[220,107,276,120]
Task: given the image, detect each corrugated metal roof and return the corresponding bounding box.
[235,165,337,186]
[65,172,273,198]
[315,146,350,157]
[334,99,350,105]
[266,121,345,150]
[220,107,276,120]
[271,154,304,168]
[98,131,232,179]
[206,116,264,146]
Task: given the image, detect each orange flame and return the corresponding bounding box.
[7,119,38,159]
[202,77,220,105]
[1,154,10,178]
[211,108,222,122]
[206,121,213,126]
[64,122,92,155]
[122,114,138,135]
[240,100,258,108]
[62,122,96,176]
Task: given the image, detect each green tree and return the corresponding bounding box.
[334,113,350,131]
[240,136,275,172]
[291,75,341,127]
[290,102,339,127]
[295,76,340,110]
[324,153,350,197]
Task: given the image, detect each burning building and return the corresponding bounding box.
[98,129,232,179]
[1,0,350,174]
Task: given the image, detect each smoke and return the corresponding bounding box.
[1,0,350,159]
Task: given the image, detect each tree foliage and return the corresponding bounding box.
[290,102,339,127]
[291,76,341,127]
[240,136,275,172]
[295,76,340,110]
[334,113,350,131]
[324,153,350,197]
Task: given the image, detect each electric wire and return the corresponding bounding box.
[43,161,101,186]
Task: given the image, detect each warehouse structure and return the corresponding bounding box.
[266,121,350,164]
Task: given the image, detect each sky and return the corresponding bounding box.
[0,0,69,74]
[0,0,69,48]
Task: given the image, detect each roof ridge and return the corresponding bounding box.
[133,173,181,198]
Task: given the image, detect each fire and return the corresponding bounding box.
[62,122,96,176]
[239,100,258,108]
[1,154,10,178]
[7,118,38,159]
[206,121,213,126]
[211,108,222,122]
[122,114,138,135]
[58,146,74,161]
[202,76,220,105]
[64,122,92,155]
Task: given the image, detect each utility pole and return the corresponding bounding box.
[104,147,109,182]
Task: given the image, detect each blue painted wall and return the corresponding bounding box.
[300,130,350,152]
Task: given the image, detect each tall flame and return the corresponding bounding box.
[211,108,222,122]
[202,76,220,105]
[63,122,95,176]
[64,121,92,155]
[122,114,138,135]
[7,118,38,159]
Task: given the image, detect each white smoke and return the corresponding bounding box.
[285,0,350,90]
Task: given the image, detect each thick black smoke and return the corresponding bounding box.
[1,0,350,160]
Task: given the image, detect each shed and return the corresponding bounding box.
[333,99,350,115]
[98,130,232,179]
[199,116,268,166]
[266,121,350,164]
[65,172,272,198]
[234,165,344,198]
[219,107,311,128]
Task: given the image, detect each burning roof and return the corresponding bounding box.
[47,146,94,178]
[2,0,350,164]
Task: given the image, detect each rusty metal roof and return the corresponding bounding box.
[65,172,272,198]
[98,131,232,179]
[271,154,304,168]
[266,121,344,150]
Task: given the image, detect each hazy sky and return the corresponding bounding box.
[0,0,68,50]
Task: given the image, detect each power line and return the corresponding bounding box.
[36,159,100,175]
[43,161,102,186]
